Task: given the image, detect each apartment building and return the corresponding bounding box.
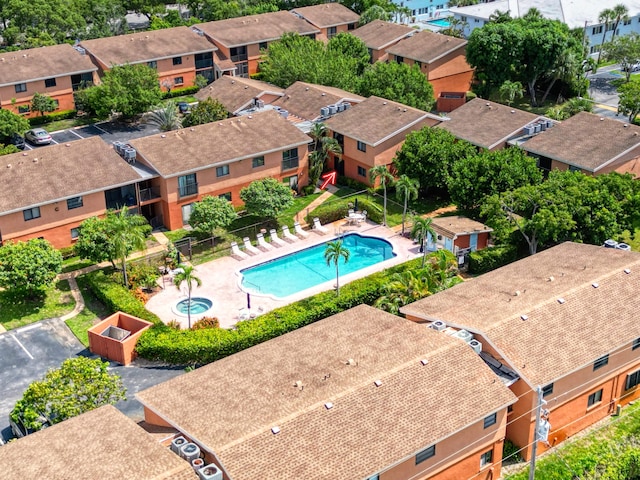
[291,2,360,40]
[194,75,284,115]
[351,20,415,63]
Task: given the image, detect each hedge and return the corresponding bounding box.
[29,110,77,126]
[162,86,199,99]
[305,197,382,226]
[468,245,517,274]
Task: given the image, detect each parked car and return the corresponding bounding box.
[623,62,640,72]
[178,102,190,114]
[24,128,52,145]
[9,133,25,149]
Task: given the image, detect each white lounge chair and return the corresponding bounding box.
[313,217,328,235]
[230,241,249,260]
[282,225,298,243]
[256,232,274,251]
[243,237,261,255]
[269,229,286,247]
[294,221,310,238]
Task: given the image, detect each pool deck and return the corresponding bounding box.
[145,221,424,329]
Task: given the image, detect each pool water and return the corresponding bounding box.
[240,233,396,298]
[426,18,451,28]
[175,297,213,315]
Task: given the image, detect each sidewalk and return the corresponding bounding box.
[297,185,338,227]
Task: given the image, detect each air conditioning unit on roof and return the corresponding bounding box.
[180,443,201,462]
[328,104,338,115]
[469,339,482,354]
[256,99,264,109]
[198,464,223,480]
[123,147,136,163]
[524,125,535,135]
[343,102,351,110]
[429,320,446,331]
[320,106,330,117]
[337,103,345,112]
[453,329,473,343]
[170,436,187,455]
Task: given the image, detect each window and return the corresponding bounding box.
[23,207,41,221]
[606,22,615,31]
[633,337,640,350]
[259,42,268,51]
[216,165,230,177]
[592,25,603,35]
[53,99,59,108]
[480,450,493,468]
[71,227,79,240]
[416,445,436,464]
[460,15,467,22]
[395,55,404,64]
[587,389,603,407]
[283,175,298,190]
[181,203,193,225]
[15,83,27,93]
[569,165,582,173]
[357,166,367,177]
[328,26,337,39]
[178,173,198,198]
[195,52,214,70]
[252,156,265,168]
[348,23,356,30]
[626,369,640,390]
[357,140,367,152]
[594,354,609,371]
[483,412,497,429]
[67,196,83,210]
[71,72,94,91]
[542,383,554,397]
[45,78,57,88]
[174,77,184,85]
[147,61,157,69]
[230,46,248,62]
[474,18,480,23]
[415,60,422,69]
[236,62,249,78]
[624,19,632,26]
[173,56,182,65]
[219,192,231,201]
[282,148,299,170]
[18,105,30,114]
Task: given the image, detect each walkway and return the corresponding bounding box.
[297,185,338,227]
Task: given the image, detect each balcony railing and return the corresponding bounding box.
[179,182,198,198]
[282,158,299,171]
[139,186,161,202]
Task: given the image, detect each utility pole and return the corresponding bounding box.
[529,386,544,480]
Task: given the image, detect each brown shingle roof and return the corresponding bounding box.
[386,30,467,63]
[432,215,492,238]
[292,3,360,28]
[521,112,640,172]
[0,44,97,86]
[194,11,320,48]
[351,20,415,50]
[80,27,216,66]
[439,98,543,149]
[324,95,440,146]
[401,242,640,386]
[129,110,310,177]
[137,305,515,480]
[195,76,284,113]
[0,405,197,480]
[0,137,143,214]
[273,81,364,121]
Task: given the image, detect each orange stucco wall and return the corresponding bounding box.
[88,312,153,365]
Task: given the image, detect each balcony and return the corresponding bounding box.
[179,182,198,198]
[139,186,161,203]
[282,158,299,171]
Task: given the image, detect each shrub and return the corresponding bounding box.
[191,316,220,330]
[468,245,517,274]
[306,197,382,225]
[465,91,477,101]
[126,262,160,291]
[59,246,77,260]
[28,110,77,126]
[161,86,199,99]
[301,185,316,196]
[337,176,369,191]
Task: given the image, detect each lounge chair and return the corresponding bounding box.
[282,225,298,243]
[256,233,274,251]
[294,221,310,238]
[313,217,328,235]
[269,229,286,247]
[230,241,249,260]
[243,237,261,255]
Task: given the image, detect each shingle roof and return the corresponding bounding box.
[386,30,468,63]
[80,26,216,66]
[521,112,640,172]
[432,215,493,238]
[291,3,360,28]
[137,305,515,480]
[194,76,284,113]
[129,110,310,177]
[324,95,440,146]
[439,98,543,149]
[0,137,143,215]
[0,44,97,87]
[351,20,415,50]
[272,81,364,121]
[401,242,640,387]
[0,405,197,480]
[194,11,320,48]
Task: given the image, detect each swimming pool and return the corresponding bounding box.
[426,18,451,28]
[240,233,396,298]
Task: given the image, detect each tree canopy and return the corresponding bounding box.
[603,33,640,82]
[182,98,228,127]
[31,92,58,116]
[0,239,62,296]
[240,177,294,218]
[618,81,640,122]
[0,109,30,139]
[188,195,238,240]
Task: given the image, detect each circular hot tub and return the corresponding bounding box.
[171,297,214,318]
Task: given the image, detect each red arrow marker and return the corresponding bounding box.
[320,171,337,190]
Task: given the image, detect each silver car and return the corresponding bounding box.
[24,128,52,145]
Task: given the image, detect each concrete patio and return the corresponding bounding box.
[145,220,423,329]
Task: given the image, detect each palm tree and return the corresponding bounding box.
[498,80,524,106]
[308,123,342,186]
[597,8,615,67]
[146,101,182,131]
[369,165,394,226]
[394,175,419,236]
[324,240,350,296]
[309,122,328,152]
[107,206,149,287]
[610,3,630,44]
[411,216,437,267]
[489,9,511,23]
[173,265,202,329]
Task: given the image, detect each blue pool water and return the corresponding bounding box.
[240,233,396,298]
[426,18,451,28]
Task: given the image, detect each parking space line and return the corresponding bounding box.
[17,324,39,333]
[50,139,58,144]
[92,124,109,134]
[70,130,84,139]
[10,334,34,360]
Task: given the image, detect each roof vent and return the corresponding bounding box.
[22,152,27,156]
[294,380,304,390]
[33,158,38,163]
[6,164,11,168]
[485,102,490,106]
[557,298,566,304]
[511,110,515,113]
[383,101,387,105]
[321,92,326,96]
[190,128,195,131]
[548,276,554,282]
[65,143,71,147]
[324,402,333,410]
[592,282,599,288]
[514,290,521,296]
[420,359,428,365]
[521,314,528,321]
[374,380,382,387]
[600,117,605,121]
[624,268,631,274]
[346,358,357,366]
[161,134,166,138]
[305,87,309,90]
[624,124,629,127]
[271,426,280,434]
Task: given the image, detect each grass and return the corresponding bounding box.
[44,114,102,133]
[61,255,95,274]
[64,275,110,346]
[0,280,75,330]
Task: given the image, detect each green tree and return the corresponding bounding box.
[374,269,432,314]
[0,144,20,156]
[324,239,350,296]
[563,96,593,116]
[10,357,125,433]
[145,101,182,131]
[357,62,435,111]
[448,148,543,216]
[597,8,615,67]
[0,239,62,297]
[173,264,202,329]
[194,74,209,89]
[108,207,149,287]
[327,32,370,75]
[394,126,476,196]
[188,195,237,243]
[182,97,228,127]
[394,174,419,236]
[369,165,394,226]
[603,33,640,82]
[441,17,468,38]
[30,92,58,116]
[610,4,630,44]
[74,216,118,268]
[240,177,294,218]
[498,80,524,106]
[84,64,162,119]
[0,109,30,139]
[358,5,391,25]
[410,216,437,267]
[618,81,640,122]
[308,122,342,187]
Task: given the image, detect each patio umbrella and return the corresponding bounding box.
[247,292,251,310]
[354,197,359,211]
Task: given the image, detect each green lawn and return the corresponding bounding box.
[64,275,110,346]
[0,280,75,330]
[61,255,95,274]
[43,114,102,133]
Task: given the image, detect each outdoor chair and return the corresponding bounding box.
[230,241,249,260]
[313,217,328,235]
[243,237,261,255]
[269,229,287,246]
[294,221,310,238]
[256,233,274,251]
[282,225,299,243]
